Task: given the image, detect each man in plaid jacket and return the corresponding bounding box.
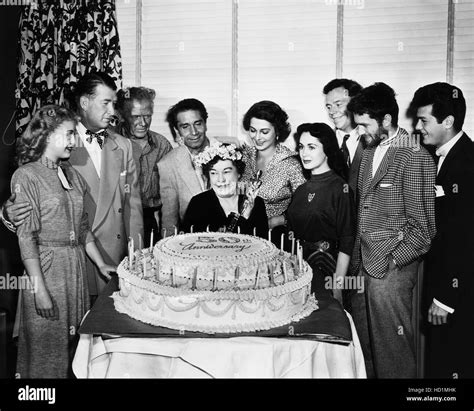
[347,83,436,378]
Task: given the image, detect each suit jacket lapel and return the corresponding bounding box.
[69,146,100,201]
[176,147,203,195]
[360,149,374,200]
[93,136,121,229]
[369,145,397,191]
[353,138,365,169]
[437,133,469,183]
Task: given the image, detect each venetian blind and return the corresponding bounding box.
[237,0,338,148]
[116,0,137,88]
[453,0,474,138]
[343,0,449,132]
[138,0,232,141]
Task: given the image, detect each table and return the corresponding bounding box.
[72,277,366,378]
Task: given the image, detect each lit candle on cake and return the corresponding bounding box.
[253,227,257,236]
[280,233,285,252]
[171,266,176,287]
[212,268,218,290]
[190,225,194,233]
[149,230,154,253]
[237,226,241,234]
[282,261,288,283]
[129,237,135,269]
[174,225,178,236]
[192,267,198,290]
[254,266,261,289]
[206,225,210,232]
[268,228,272,242]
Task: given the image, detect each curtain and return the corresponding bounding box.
[15,0,123,136]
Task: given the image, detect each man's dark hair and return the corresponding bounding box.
[116,87,156,115]
[407,82,466,132]
[70,71,117,112]
[323,78,363,97]
[347,82,399,126]
[166,98,208,140]
[242,100,291,143]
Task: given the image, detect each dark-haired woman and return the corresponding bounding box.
[12,105,115,378]
[182,143,268,237]
[241,101,305,241]
[286,123,355,303]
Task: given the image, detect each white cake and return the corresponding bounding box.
[113,232,318,334]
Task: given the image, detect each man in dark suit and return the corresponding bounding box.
[323,78,365,195]
[348,82,436,378]
[408,82,474,378]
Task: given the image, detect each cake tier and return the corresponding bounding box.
[153,232,280,284]
[113,258,318,334]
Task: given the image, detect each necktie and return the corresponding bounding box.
[341,134,351,167]
[86,129,108,149]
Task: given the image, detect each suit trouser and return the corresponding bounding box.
[351,259,418,378]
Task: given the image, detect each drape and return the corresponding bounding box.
[15,0,123,136]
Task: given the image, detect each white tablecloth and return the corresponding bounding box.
[72,312,366,378]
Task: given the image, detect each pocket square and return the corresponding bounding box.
[379,183,393,188]
[435,185,445,197]
[120,170,127,176]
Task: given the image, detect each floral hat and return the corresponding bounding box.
[193,142,242,168]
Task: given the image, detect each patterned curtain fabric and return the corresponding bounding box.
[15,0,123,136]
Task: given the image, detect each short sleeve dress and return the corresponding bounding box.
[12,156,94,378]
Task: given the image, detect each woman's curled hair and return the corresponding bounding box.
[16,105,79,167]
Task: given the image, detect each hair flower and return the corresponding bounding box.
[193,142,242,168]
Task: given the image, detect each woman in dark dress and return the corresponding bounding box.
[182,143,268,237]
[286,123,355,303]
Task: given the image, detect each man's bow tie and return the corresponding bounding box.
[85,129,108,149]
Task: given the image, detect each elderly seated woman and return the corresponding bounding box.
[182,143,268,237]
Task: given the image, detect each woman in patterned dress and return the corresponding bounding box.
[12,105,115,378]
[241,101,305,242]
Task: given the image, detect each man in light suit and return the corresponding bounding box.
[323,78,365,195]
[4,72,144,299]
[69,72,143,297]
[347,82,436,378]
[408,83,474,378]
[158,98,213,234]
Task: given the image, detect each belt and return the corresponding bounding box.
[37,239,81,247]
[300,239,337,259]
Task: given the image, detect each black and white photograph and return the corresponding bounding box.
[0,0,473,408]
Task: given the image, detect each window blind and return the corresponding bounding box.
[116,0,137,88]
[139,0,232,141]
[343,0,449,132]
[453,0,474,138]
[237,0,338,148]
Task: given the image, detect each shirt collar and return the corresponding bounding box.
[435,131,464,158]
[336,126,361,142]
[379,127,400,147]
